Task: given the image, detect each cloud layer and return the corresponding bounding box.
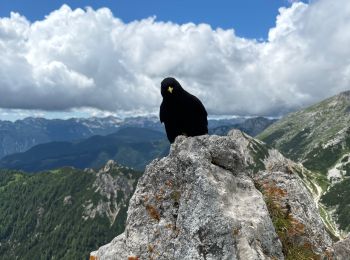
[1,0,350,117]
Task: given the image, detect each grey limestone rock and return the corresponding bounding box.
[334,236,350,260]
[82,160,137,225]
[91,130,337,259]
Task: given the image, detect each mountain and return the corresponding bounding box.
[258,91,350,235]
[258,91,350,172]
[0,115,255,160]
[120,116,164,132]
[0,116,275,173]
[123,115,264,133]
[91,130,348,259]
[0,116,122,159]
[0,161,143,259]
[209,116,277,136]
[207,117,246,129]
[0,127,169,172]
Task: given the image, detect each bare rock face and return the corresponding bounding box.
[91,130,336,259]
[334,236,350,260]
[82,160,138,225]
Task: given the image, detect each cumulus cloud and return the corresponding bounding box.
[1,0,350,117]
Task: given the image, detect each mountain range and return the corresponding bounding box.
[0,127,169,172]
[0,116,122,159]
[0,115,274,161]
[0,117,275,172]
[2,91,350,259]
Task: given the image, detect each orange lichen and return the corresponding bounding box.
[166,223,174,229]
[262,183,287,198]
[142,194,149,203]
[89,256,97,260]
[146,204,160,221]
[155,188,164,202]
[232,228,240,236]
[165,179,173,188]
[288,218,305,236]
[128,256,139,260]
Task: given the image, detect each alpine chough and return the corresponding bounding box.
[159,77,208,143]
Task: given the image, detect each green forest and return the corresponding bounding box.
[0,166,141,259]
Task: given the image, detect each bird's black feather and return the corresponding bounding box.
[159,77,208,143]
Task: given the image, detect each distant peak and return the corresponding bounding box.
[102,160,119,172]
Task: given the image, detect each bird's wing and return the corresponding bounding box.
[159,101,166,123]
[191,95,208,119]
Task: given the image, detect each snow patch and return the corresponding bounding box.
[327,154,349,184]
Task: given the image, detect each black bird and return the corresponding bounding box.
[159,77,208,143]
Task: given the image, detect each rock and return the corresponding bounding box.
[82,160,139,225]
[91,130,336,259]
[334,236,350,260]
[255,164,333,257]
[63,195,72,205]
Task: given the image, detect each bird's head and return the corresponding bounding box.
[161,77,184,98]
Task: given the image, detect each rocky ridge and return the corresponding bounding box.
[209,117,276,137]
[258,91,350,172]
[82,160,138,226]
[91,130,347,259]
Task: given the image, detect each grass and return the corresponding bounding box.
[319,205,340,241]
[257,181,321,260]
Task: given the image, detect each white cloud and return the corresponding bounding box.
[0,0,350,117]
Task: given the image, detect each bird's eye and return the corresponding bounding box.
[167,86,174,93]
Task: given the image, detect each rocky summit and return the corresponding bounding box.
[91,130,346,259]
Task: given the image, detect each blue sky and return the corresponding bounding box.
[1,0,350,121]
[0,0,304,40]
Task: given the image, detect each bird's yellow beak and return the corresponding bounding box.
[167,86,174,94]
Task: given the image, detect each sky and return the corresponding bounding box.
[0,0,299,39]
[1,0,350,121]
